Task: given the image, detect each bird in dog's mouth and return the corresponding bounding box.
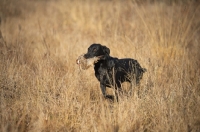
[76,54,102,70]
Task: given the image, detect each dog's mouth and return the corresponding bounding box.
[76,54,102,70]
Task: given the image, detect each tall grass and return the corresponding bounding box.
[0,0,200,131]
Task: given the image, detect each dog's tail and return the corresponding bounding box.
[142,68,147,73]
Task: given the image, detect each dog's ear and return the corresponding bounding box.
[101,46,110,60]
[102,46,110,55]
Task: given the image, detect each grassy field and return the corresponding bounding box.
[0,0,200,131]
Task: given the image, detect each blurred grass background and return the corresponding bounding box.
[0,0,200,131]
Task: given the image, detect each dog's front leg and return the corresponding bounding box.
[99,74,114,100]
[100,83,115,100]
[99,73,107,97]
[100,83,106,97]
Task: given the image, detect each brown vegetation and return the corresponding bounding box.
[0,0,200,131]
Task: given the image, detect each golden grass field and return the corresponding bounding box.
[0,0,200,131]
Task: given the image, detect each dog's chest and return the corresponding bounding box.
[94,63,113,81]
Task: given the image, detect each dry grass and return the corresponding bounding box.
[0,0,200,131]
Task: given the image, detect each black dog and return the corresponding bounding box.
[84,43,146,100]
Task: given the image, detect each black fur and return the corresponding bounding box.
[84,43,146,100]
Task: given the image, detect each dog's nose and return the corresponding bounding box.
[84,54,89,59]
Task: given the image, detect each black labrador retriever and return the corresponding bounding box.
[84,43,146,100]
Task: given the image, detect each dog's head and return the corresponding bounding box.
[84,43,110,60]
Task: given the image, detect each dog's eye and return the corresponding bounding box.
[93,48,97,52]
